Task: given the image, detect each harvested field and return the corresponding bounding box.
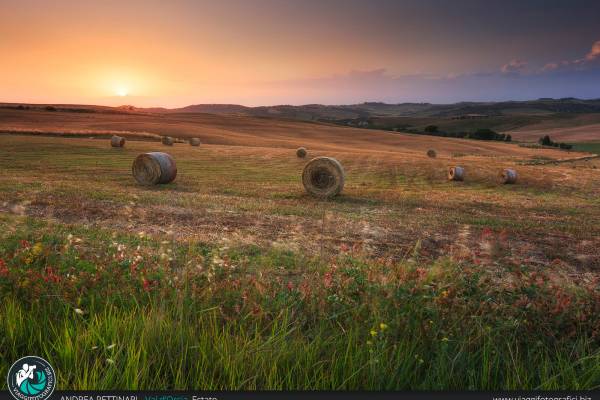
[1,127,600,390]
[1,134,598,269]
[0,108,587,158]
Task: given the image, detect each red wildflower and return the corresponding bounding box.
[323,272,333,288]
[481,227,493,238]
[0,259,8,276]
[298,280,311,298]
[44,266,60,283]
[415,267,427,280]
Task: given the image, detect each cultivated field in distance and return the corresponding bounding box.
[1,105,600,389]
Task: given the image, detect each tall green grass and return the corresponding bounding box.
[2,297,599,390]
[0,216,599,390]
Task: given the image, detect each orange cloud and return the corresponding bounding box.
[543,39,600,72]
[586,40,600,61]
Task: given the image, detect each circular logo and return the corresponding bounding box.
[7,356,56,400]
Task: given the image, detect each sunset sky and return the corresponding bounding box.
[1,0,600,107]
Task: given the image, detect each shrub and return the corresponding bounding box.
[559,142,573,150]
[424,125,439,133]
[472,128,498,140]
[539,135,552,146]
[538,135,572,150]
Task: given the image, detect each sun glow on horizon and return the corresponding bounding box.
[116,87,129,97]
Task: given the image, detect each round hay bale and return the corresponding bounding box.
[190,138,201,146]
[302,156,345,198]
[296,147,307,158]
[427,149,437,158]
[448,166,465,181]
[110,135,125,147]
[132,152,177,185]
[500,168,517,184]
[161,136,174,146]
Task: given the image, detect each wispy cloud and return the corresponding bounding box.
[542,39,600,72]
[501,59,527,74]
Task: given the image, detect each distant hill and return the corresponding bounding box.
[160,99,600,141]
[3,98,600,142]
[172,104,252,114]
[163,98,600,120]
[4,98,600,120]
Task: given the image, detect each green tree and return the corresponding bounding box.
[424,125,438,133]
[473,128,497,140]
[539,135,552,146]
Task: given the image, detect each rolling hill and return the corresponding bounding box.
[2,97,600,143]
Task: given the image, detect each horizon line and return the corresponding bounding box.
[2,96,600,110]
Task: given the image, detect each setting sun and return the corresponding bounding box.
[116,88,129,97]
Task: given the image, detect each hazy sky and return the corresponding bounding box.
[1,0,599,107]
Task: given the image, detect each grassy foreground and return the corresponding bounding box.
[1,135,600,389]
[1,214,599,390]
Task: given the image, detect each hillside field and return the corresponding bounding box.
[1,113,600,389]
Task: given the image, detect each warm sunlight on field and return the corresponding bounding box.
[1,129,599,389]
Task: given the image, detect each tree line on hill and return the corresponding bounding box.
[420,125,511,142]
[538,135,573,150]
[335,118,513,142]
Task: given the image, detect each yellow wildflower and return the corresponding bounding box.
[370,329,377,337]
[32,242,43,256]
[379,323,388,331]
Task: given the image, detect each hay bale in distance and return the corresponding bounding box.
[110,135,125,147]
[427,149,437,158]
[132,152,177,185]
[162,136,174,146]
[296,147,307,158]
[190,138,201,146]
[302,156,345,198]
[500,168,518,184]
[448,166,465,181]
